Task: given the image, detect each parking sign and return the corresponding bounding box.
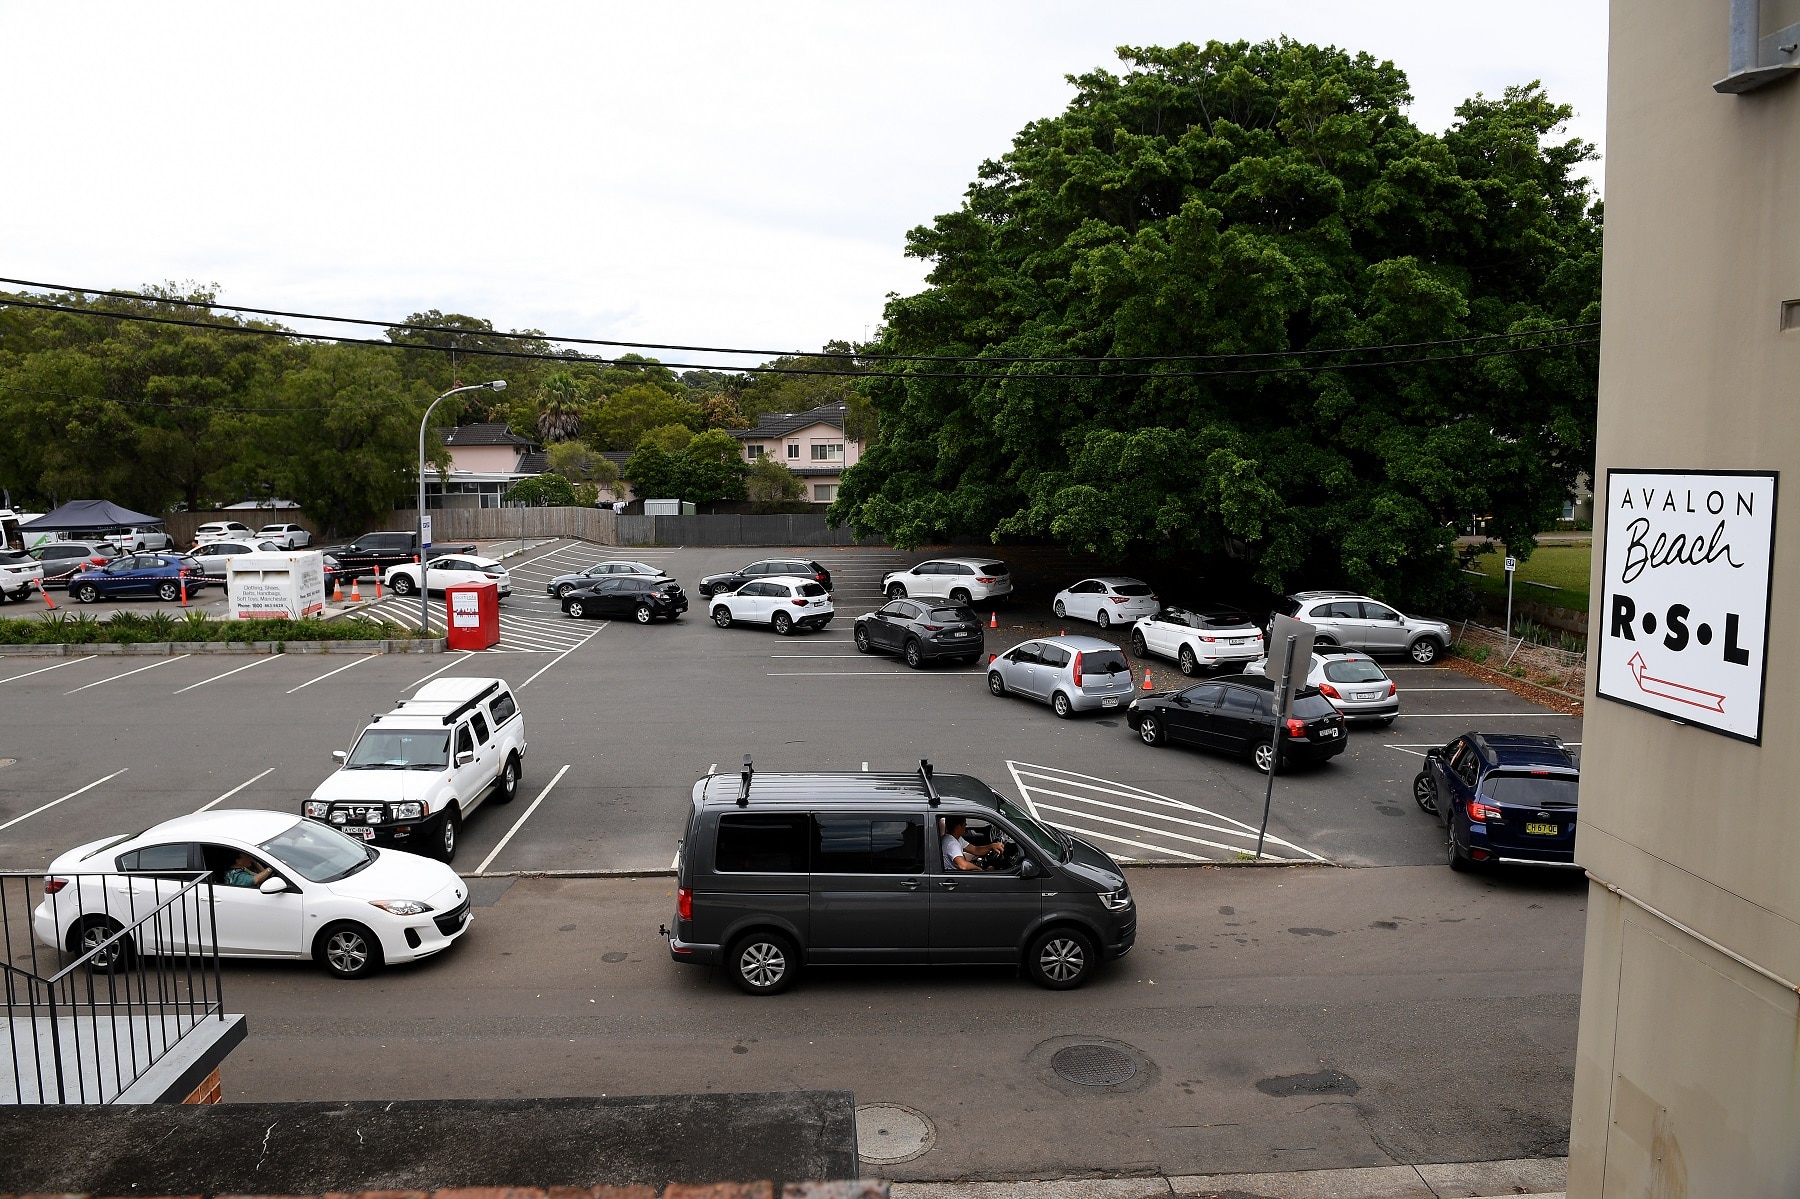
[1595,469,1778,743]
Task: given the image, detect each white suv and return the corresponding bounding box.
[882,558,1013,605]
[709,576,834,635]
[257,523,313,548]
[304,678,526,863]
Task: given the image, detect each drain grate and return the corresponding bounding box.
[1051,1043,1138,1087]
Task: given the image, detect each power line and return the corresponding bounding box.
[0,294,1594,382]
[0,275,1599,366]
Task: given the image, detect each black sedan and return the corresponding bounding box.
[854,599,985,668]
[1125,674,1346,773]
[696,557,831,599]
[562,575,688,623]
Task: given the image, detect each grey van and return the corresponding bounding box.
[664,761,1137,995]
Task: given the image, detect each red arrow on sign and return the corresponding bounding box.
[1628,652,1726,713]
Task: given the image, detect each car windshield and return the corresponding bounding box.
[996,796,1066,862]
[1323,659,1386,683]
[345,729,450,770]
[1113,583,1153,596]
[1084,650,1130,674]
[261,820,375,882]
[929,607,976,622]
[1482,774,1579,807]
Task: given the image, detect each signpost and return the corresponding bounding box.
[1255,614,1316,859]
[1504,555,1517,649]
[1595,469,1778,743]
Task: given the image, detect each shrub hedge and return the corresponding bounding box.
[0,611,419,645]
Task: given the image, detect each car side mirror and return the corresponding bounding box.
[1174,693,1189,706]
[1019,858,1043,880]
[331,750,347,763]
[456,750,475,766]
[259,877,289,895]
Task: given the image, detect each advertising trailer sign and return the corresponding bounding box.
[1595,469,1778,743]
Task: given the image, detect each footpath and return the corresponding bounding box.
[891,1156,1566,1198]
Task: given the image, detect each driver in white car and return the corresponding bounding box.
[224,852,275,888]
[941,815,1006,872]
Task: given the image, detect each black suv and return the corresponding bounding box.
[665,762,1136,994]
[1125,673,1347,773]
[561,575,688,623]
[853,599,985,667]
[697,557,831,599]
[323,531,478,580]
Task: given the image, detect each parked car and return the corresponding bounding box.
[987,635,1135,719]
[853,599,985,667]
[1243,650,1400,725]
[304,677,526,863]
[29,541,116,587]
[383,554,512,597]
[1052,577,1159,629]
[33,809,472,979]
[188,539,284,579]
[1414,733,1579,871]
[710,576,834,634]
[67,554,208,603]
[0,552,45,601]
[103,526,174,553]
[1125,674,1348,773]
[881,558,1012,606]
[665,762,1136,993]
[192,521,256,545]
[322,531,479,581]
[562,575,688,622]
[697,558,832,600]
[546,560,666,599]
[1271,592,1450,664]
[256,523,313,549]
[1130,603,1265,675]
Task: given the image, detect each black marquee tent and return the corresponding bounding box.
[22,499,165,532]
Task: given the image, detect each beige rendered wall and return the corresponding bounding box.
[1570,1,1800,1195]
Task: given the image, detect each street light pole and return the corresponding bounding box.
[419,380,507,636]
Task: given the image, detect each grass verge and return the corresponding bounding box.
[1466,541,1592,613]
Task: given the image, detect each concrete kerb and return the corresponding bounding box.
[0,638,446,657]
[888,1156,1568,1198]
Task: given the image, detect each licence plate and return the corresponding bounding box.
[1230,638,1248,645]
[1525,822,1559,836]
[344,826,376,841]
[1318,726,1339,738]
[1101,697,1119,708]
[1355,691,1381,700]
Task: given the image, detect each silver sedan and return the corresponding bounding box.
[1242,650,1399,725]
[987,635,1137,719]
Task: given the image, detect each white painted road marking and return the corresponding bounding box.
[518,628,600,689]
[66,655,192,694]
[0,656,96,684]
[0,768,130,833]
[409,651,476,689]
[194,767,277,813]
[286,654,375,694]
[475,762,572,874]
[173,655,280,694]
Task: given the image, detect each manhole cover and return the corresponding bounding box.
[1051,1043,1138,1087]
[855,1102,936,1164]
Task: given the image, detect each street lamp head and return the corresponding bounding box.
[488,379,508,392]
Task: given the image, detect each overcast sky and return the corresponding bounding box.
[0,2,1606,369]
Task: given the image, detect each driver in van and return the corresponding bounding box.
[941,815,1006,871]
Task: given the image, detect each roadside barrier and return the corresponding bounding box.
[180,573,189,606]
[38,579,56,610]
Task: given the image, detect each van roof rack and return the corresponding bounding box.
[919,759,940,807]
[738,755,753,807]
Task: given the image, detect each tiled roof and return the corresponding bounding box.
[730,402,847,441]
[516,451,548,474]
[442,423,537,448]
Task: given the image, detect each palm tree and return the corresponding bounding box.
[536,371,585,443]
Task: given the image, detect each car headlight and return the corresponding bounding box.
[369,900,434,916]
[303,801,330,818]
[391,802,425,820]
[1098,887,1133,912]
[1128,698,1139,710]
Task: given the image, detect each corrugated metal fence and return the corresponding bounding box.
[427,507,871,547]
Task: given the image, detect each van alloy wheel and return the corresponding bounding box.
[1027,927,1096,989]
[729,932,797,994]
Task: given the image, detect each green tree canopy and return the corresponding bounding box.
[832,40,1601,606]
[746,456,807,510]
[583,382,699,450]
[677,429,750,505]
[503,474,579,506]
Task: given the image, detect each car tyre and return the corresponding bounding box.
[1051,690,1074,719]
[728,931,798,995]
[712,606,733,629]
[854,625,873,653]
[1138,715,1164,746]
[987,670,1006,697]
[556,583,575,599]
[71,917,131,973]
[772,611,794,636]
[494,754,521,804]
[316,922,384,980]
[432,810,460,863]
[157,581,180,602]
[391,574,415,596]
[949,587,971,604]
[1447,820,1472,872]
[1409,637,1442,665]
[1027,927,1096,990]
[1178,645,1199,676]
[1129,630,1147,657]
[566,599,586,619]
[634,604,654,624]
[1251,741,1278,774]
[1053,600,1067,619]
[9,587,29,601]
[903,638,925,669]
[1412,772,1438,813]
[1096,608,1111,629]
[887,583,907,599]
[75,583,99,604]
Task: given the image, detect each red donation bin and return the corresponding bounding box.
[443,581,500,650]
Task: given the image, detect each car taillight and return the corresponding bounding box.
[1071,652,1083,686]
[1109,596,1128,603]
[1285,718,1307,737]
[976,577,996,584]
[1388,681,1397,696]
[814,573,827,582]
[676,887,692,920]
[1468,800,1503,822]
[791,597,808,606]
[1199,635,1216,643]
[1319,683,1340,699]
[44,878,68,895]
[924,623,942,631]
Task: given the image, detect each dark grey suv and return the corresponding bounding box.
[664,762,1137,994]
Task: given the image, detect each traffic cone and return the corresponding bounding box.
[39,579,56,610]
[332,577,344,603]
[374,575,383,599]
[179,574,188,607]
[1142,669,1154,690]
[988,609,998,629]
[350,576,363,602]
[989,653,997,663]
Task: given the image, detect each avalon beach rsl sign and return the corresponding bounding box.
[1596,470,1778,742]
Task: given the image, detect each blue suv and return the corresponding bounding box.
[67,554,208,604]
[1413,734,1579,871]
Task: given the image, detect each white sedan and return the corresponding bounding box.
[189,539,284,578]
[1052,577,1160,629]
[384,554,512,597]
[33,809,471,979]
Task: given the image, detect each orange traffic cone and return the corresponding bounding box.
[39,579,56,610]
[350,576,363,602]
[179,573,188,607]
[988,653,997,663]
[1141,669,1154,691]
[988,609,998,629]
[374,575,383,599]
[332,577,344,603]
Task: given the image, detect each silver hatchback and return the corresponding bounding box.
[1243,650,1399,724]
[987,635,1136,718]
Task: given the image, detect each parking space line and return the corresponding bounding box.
[285,654,375,693]
[0,656,96,684]
[1398,712,1579,717]
[1015,777,1287,843]
[0,768,129,833]
[765,671,969,677]
[172,654,281,694]
[1399,687,1505,692]
[1030,797,1297,859]
[66,655,191,694]
[1039,819,1208,863]
[518,629,600,689]
[194,767,277,813]
[409,651,476,689]
[473,762,572,874]
[770,653,865,658]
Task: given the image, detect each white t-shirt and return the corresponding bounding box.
[941,833,970,869]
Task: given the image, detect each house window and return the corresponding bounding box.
[746,444,765,459]
[787,444,800,459]
[813,484,837,502]
[810,443,844,461]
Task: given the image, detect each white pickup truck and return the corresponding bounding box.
[303,677,526,863]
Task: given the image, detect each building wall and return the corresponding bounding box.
[741,421,861,471]
[444,445,522,474]
[1569,2,1800,1195]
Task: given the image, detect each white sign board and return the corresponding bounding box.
[226,551,326,620]
[1504,556,1517,573]
[1596,469,1778,743]
[450,590,481,628]
[421,514,432,550]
